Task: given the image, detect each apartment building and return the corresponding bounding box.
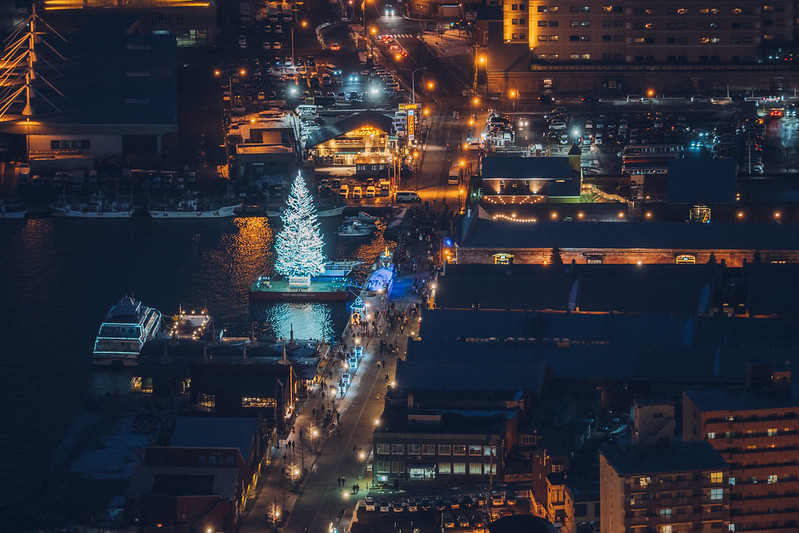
[510,1,793,64]
[683,366,799,532]
[490,1,799,94]
[600,441,730,532]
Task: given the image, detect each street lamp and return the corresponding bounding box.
[509,89,518,111]
[400,66,426,104]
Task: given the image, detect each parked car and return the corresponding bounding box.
[457,514,470,528]
[442,513,456,529]
[379,500,390,512]
[364,497,376,511]
[392,500,404,512]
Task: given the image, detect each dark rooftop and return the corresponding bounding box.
[435,263,717,314]
[684,384,799,412]
[481,156,573,180]
[459,208,799,251]
[667,158,737,205]
[171,417,257,460]
[601,441,727,475]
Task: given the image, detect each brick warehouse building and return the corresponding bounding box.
[454,208,799,266]
[683,366,799,532]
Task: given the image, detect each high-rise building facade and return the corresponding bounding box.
[600,441,730,532]
[504,1,795,64]
[683,368,799,532]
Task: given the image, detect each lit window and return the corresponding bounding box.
[768,474,778,484]
[640,476,651,487]
[659,508,672,516]
[707,432,716,439]
[729,477,736,485]
[710,472,723,484]
[710,488,723,501]
[767,428,777,436]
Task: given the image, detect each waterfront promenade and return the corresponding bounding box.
[240,267,429,533]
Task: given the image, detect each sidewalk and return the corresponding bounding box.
[240,240,436,533]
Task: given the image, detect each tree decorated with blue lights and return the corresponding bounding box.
[275,172,327,277]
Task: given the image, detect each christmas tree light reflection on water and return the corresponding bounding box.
[250,301,347,343]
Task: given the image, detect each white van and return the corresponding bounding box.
[295,104,318,117]
[339,184,349,198]
[395,191,421,203]
[352,186,363,199]
[448,165,461,185]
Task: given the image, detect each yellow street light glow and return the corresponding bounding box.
[737,211,744,218]
[647,88,655,97]
[472,97,480,105]
[775,211,781,218]
[427,81,434,89]
[645,211,652,218]
[577,212,584,219]
[618,211,625,218]
[370,26,378,34]
[395,53,402,60]
[478,55,486,64]
[301,20,308,27]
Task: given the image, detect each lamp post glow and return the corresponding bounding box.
[400,66,426,104]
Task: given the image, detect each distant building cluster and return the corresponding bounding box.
[371,263,799,532]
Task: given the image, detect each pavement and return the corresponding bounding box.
[240,247,432,533]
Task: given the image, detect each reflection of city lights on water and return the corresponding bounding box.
[254,302,341,341]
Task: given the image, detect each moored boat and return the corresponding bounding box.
[150,200,241,218]
[0,200,26,219]
[93,296,163,367]
[336,219,375,237]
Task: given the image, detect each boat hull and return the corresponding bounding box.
[150,204,241,218]
[92,355,139,367]
[53,208,134,218]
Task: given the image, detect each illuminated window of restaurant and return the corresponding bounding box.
[493,253,514,265]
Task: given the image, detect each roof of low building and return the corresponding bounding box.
[488,514,558,533]
[398,340,549,393]
[171,417,257,459]
[459,208,799,251]
[481,156,573,180]
[684,383,799,412]
[668,158,737,205]
[19,21,177,130]
[434,263,717,315]
[601,441,727,475]
[304,110,393,148]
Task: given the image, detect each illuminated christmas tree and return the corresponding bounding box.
[274,172,327,277]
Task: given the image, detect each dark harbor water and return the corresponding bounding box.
[0,215,392,508]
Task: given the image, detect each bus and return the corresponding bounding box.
[621,145,684,175]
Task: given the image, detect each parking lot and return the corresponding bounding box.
[352,493,528,533]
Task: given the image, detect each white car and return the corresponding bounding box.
[549,120,567,130]
[238,35,247,48]
[364,497,376,511]
[341,372,351,384]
